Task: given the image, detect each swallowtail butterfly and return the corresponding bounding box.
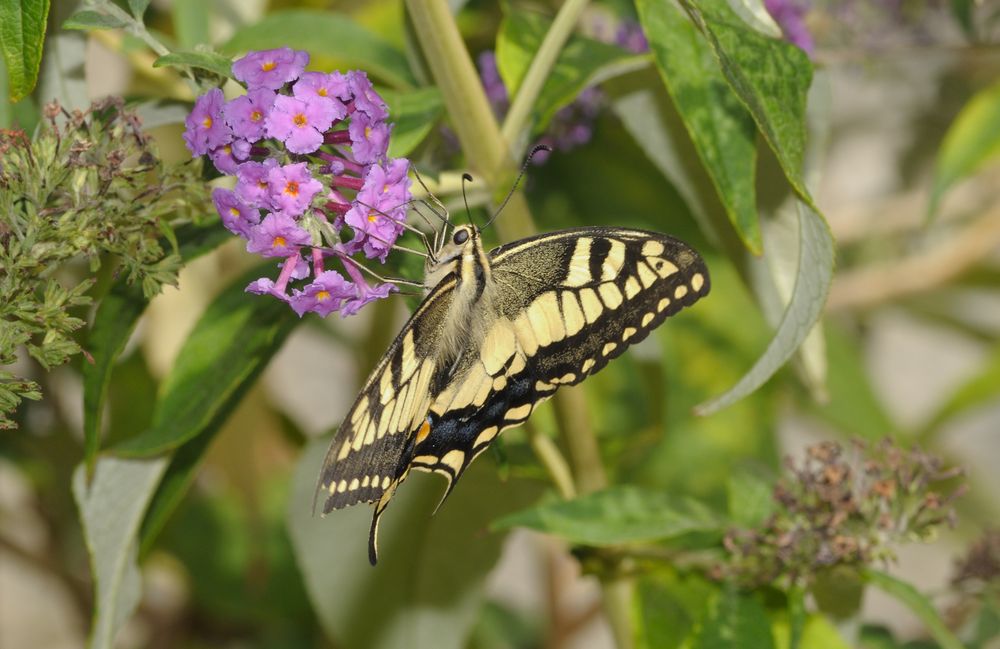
[315,222,709,563]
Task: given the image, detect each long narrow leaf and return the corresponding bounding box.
[864,569,965,649]
[681,0,817,211]
[73,456,169,649]
[638,0,761,253]
[697,202,833,414]
[0,0,50,101]
[113,265,299,456]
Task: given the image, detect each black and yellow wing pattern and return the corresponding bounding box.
[316,226,709,563]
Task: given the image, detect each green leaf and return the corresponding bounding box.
[492,485,721,545]
[138,424,216,555]
[696,202,834,415]
[73,455,169,649]
[112,265,299,456]
[170,0,208,49]
[635,572,717,649]
[680,0,817,211]
[496,11,650,135]
[82,282,147,475]
[859,625,903,649]
[128,0,149,20]
[693,587,776,649]
[726,470,775,527]
[773,613,852,649]
[82,223,230,474]
[62,9,129,31]
[638,0,761,253]
[288,438,541,648]
[153,49,233,79]
[863,569,966,649]
[929,80,1000,219]
[381,85,444,157]
[0,0,50,101]
[222,10,416,90]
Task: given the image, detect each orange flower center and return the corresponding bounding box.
[367,212,378,223]
[229,207,240,218]
[250,110,263,122]
[318,88,328,97]
[284,181,299,196]
[257,180,268,190]
[202,116,213,128]
[364,126,372,138]
[261,61,277,72]
[316,290,331,301]
[293,113,308,127]
[273,236,287,248]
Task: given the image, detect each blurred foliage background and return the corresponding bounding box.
[1,0,999,648]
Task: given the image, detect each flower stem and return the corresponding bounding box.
[403,0,535,238]
[500,0,591,159]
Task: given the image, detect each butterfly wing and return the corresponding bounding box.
[314,278,457,561]
[408,227,710,497]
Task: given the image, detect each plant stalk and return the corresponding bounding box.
[500,0,591,159]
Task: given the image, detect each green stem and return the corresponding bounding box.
[500,0,591,159]
[100,2,170,57]
[404,0,536,238]
[551,385,605,493]
[525,422,576,499]
[403,0,509,186]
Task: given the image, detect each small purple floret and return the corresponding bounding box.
[232,47,309,90]
[347,71,389,120]
[212,188,260,238]
[234,159,277,209]
[183,88,232,156]
[267,162,323,217]
[294,72,349,120]
[266,94,339,154]
[246,212,312,257]
[223,87,276,143]
[348,113,391,164]
[289,270,356,317]
[343,159,411,261]
[341,281,397,316]
[208,139,250,175]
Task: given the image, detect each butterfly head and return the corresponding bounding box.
[424,224,483,289]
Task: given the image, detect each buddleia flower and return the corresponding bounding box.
[183,49,412,317]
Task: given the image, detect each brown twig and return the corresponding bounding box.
[827,207,1000,311]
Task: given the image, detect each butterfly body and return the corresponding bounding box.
[315,225,710,563]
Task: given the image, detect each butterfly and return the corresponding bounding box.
[315,221,709,563]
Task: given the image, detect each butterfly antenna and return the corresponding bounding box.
[411,166,451,252]
[461,172,475,226]
[483,144,552,231]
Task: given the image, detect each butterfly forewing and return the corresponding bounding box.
[314,280,455,514]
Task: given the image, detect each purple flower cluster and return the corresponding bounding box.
[184,48,411,317]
